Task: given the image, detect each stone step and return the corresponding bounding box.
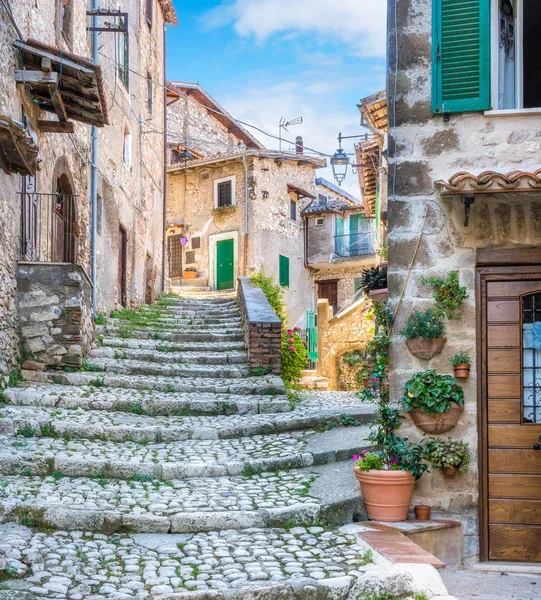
[5,385,290,417]
[0,400,374,442]
[0,471,323,533]
[0,524,373,598]
[0,426,371,480]
[100,337,247,353]
[102,328,245,343]
[91,347,249,365]
[133,315,243,326]
[108,320,244,335]
[142,305,241,315]
[77,358,251,379]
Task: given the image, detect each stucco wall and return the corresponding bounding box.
[388,0,541,561]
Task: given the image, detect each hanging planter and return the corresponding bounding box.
[409,403,464,434]
[400,308,447,359]
[451,351,472,379]
[426,438,471,477]
[406,337,447,359]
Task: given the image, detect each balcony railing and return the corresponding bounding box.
[334,231,375,258]
[19,192,79,263]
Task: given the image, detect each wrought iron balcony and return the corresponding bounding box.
[334,231,375,258]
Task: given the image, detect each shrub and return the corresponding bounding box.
[421,271,468,319]
[281,326,308,385]
[451,351,471,367]
[352,451,384,472]
[400,308,446,340]
[401,370,464,415]
[359,266,387,295]
[426,438,471,473]
[250,267,285,320]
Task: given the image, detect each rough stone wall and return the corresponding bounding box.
[312,266,366,314]
[16,263,93,369]
[237,277,282,375]
[388,0,541,561]
[316,297,373,390]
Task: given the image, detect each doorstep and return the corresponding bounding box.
[472,562,541,575]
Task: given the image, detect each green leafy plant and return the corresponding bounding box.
[353,451,384,472]
[81,360,103,372]
[451,351,471,367]
[94,313,107,326]
[281,326,308,385]
[401,370,464,415]
[88,377,106,388]
[250,267,286,319]
[426,438,471,473]
[421,271,468,320]
[359,266,387,295]
[399,308,446,340]
[15,424,36,438]
[376,242,388,261]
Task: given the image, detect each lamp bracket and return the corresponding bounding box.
[463,194,475,227]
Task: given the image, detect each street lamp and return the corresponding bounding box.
[331,132,370,186]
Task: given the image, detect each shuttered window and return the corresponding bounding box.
[217,180,232,207]
[279,255,290,288]
[432,0,490,113]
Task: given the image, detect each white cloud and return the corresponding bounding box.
[203,0,387,58]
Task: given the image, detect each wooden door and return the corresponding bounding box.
[168,235,182,278]
[118,226,128,307]
[216,239,234,290]
[318,280,338,314]
[479,266,541,562]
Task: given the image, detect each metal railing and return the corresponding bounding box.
[20,192,79,263]
[334,230,375,258]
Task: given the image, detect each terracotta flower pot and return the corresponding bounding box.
[443,467,457,476]
[183,271,197,279]
[409,403,464,434]
[415,505,431,521]
[405,337,447,359]
[454,364,470,379]
[369,288,388,303]
[354,467,415,522]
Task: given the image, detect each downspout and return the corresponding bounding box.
[90,0,98,317]
[242,154,249,276]
[161,22,167,292]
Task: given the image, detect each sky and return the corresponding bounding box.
[166,0,387,198]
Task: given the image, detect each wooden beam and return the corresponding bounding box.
[14,41,94,74]
[38,120,75,133]
[14,70,58,86]
[51,91,68,122]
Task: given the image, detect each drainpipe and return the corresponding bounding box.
[90,0,98,317]
[242,154,249,276]
[161,23,168,292]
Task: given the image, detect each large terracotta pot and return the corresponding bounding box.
[405,337,447,359]
[454,364,470,379]
[369,288,388,303]
[354,467,415,522]
[409,403,464,434]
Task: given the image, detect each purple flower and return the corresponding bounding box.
[352,455,360,461]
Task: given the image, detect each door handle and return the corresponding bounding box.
[535,444,541,450]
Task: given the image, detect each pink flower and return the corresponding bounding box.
[288,345,296,353]
[352,455,360,461]
[287,329,293,335]
[360,449,369,454]
[389,457,399,465]
[294,326,301,332]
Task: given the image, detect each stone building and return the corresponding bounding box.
[0,0,176,382]
[388,0,541,564]
[166,82,325,327]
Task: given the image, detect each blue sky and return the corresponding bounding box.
[166,0,386,196]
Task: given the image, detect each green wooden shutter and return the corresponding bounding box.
[432,0,490,113]
[279,255,290,288]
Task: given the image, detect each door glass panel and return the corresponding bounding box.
[523,292,541,423]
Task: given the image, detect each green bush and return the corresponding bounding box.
[400,308,446,340]
[281,326,308,385]
[359,266,387,295]
[426,438,471,473]
[250,268,285,320]
[402,370,464,415]
[353,451,384,472]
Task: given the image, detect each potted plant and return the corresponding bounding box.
[354,303,429,522]
[426,438,471,476]
[183,267,198,279]
[401,370,465,434]
[400,307,447,359]
[359,266,388,302]
[421,271,468,320]
[451,351,471,379]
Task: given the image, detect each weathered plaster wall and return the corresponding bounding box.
[306,215,334,265]
[388,0,541,561]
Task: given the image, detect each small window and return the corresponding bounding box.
[147,74,153,114]
[123,128,132,167]
[315,216,324,226]
[117,17,129,89]
[279,255,290,288]
[145,0,153,28]
[318,194,328,206]
[191,237,201,249]
[214,177,235,208]
[185,251,195,264]
[290,199,297,221]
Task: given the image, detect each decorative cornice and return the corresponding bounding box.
[437,170,541,195]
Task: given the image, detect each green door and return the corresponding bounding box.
[216,238,234,290]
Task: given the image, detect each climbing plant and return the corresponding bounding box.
[421,271,468,320]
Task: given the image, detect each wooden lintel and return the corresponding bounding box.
[14,70,59,86]
[37,120,74,133]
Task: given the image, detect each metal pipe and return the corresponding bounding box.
[90,0,99,316]
[161,22,167,292]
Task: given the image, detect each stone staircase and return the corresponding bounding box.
[0,290,388,599]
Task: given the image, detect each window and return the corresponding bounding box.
[493,0,541,109]
[315,216,325,226]
[214,176,235,208]
[123,128,132,167]
[191,237,201,249]
[523,293,541,423]
[147,73,153,114]
[185,251,195,264]
[57,0,74,47]
[145,0,153,28]
[318,194,328,206]
[290,199,297,221]
[279,255,290,288]
[116,18,129,88]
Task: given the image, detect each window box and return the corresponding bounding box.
[212,205,236,223]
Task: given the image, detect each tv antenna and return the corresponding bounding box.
[279,116,303,151]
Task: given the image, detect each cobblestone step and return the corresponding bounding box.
[101,328,245,343]
[19,372,284,396]
[0,426,370,480]
[0,524,374,599]
[141,306,242,317]
[4,386,290,417]
[100,337,247,352]
[107,320,244,334]
[77,358,251,379]
[91,347,249,365]
[0,394,375,441]
[0,471,323,533]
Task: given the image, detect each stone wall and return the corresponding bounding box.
[237,277,282,376]
[16,263,94,369]
[312,266,369,314]
[388,0,541,562]
[316,297,373,390]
